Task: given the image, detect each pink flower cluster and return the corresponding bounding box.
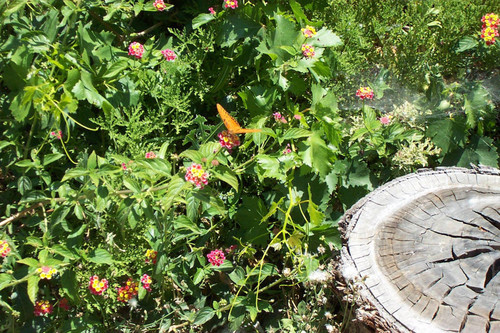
[185,163,209,189]
[273,112,288,123]
[153,0,167,11]
[283,144,292,155]
[224,0,238,9]
[301,25,317,38]
[145,151,157,159]
[481,13,499,45]
[218,130,240,151]
[301,44,315,58]
[209,7,216,15]
[128,42,144,59]
[379,116,391,125]
[0,240,11,257]
[141,274,153,291]
[34,300,53,317]
[207,249,225,266]
[50,130,62,139]
[161,49,177,61]
[356,87,374,100]
[89,275,109,295]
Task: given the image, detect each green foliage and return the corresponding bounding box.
[0,0,498,332]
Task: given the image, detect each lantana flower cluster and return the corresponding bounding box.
[127,43,177,61]
[58,298,71,311]
[145,249,158,264]
[161,49,177,61]
[153,0,167,11]
[224,0,238,9]
[301,44,315,58]
[301,25,317,38]
[0,240,11,257]
[218,130,240,151]
[34,300,53,317]
[481,13,499,45]
[145,151,157,159]
[117,278,139,302]
[185,163,209,189]
[89,275,109,295]
[273,112,288,123]
[207,249,225,266]
[356,86,374,100]
[36,266,58,280]
[141,274,153,291]
[128,42,144,59]
[50,130,62,139]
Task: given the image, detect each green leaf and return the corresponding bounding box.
[25,236,43,248]
[27,275,39,304]
[212,166,238,191]
[192,13,216,29]
[228,267,246,285]
[10,91,31,121]
[309,28,342,48]
[234,196,268,246]
[88,248,113,265]
[52,244,80,260]
[102,59,129,79]
[193,307,215,325]
[43,153,64,166]
[193,268,206,285]
[307,185,324,226]
[2,0,29,18]
[0,274,14,291]
[300,132,331,178]
[456,36,478,53]
[61,270,78,303]
[281,128,312,143]
[17,258,39,267]
[162,175,188,211]
[427,118,467,155]
[62,167,89,181]
[123,178,142,194]
[17,176,32,195]
[256,154,286,182]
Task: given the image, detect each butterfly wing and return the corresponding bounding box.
[216,104,262,134]
[217,104,241,133]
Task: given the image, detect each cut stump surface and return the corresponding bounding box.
[340,167,500,333]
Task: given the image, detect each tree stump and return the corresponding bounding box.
[339,166,500,333]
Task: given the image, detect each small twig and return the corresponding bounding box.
[167,322,189,332]
[130,22,164,38]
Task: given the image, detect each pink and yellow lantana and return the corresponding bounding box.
[0,240,11,257]
[301,25,317,38]
[128,42,144,59]
[207,249,225,266]
[224,0,238,9]
[36,266,58,280]
[161,49,177,61]
[34,300,53,316]
[89,275,109,296]
[153,0,167,11]
[141,274,153,291]
[218,130,240,151]
[301,44,315,58]
[145,249,158,264]
[356,87,374,100]
[185,163,209,189]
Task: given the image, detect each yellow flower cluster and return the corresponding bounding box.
[36,266,58,279]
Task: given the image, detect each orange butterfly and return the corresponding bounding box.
[217,104,262,134]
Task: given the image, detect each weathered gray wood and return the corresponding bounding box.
[340,166,500,333]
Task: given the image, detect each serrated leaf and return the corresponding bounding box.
[192,13,216,29]
[212,166,238,191]
[162,175,188,211]
[27,275,39,304]
[43,153,64,166]
[123,178,142,193]
[102,59,128,79]
[0,274,14,291]
[300,132,331,178]
[25,236,43,248]
[88,248,113,265]
[61,270,78,303]
[193,307,215,325]
[51,244,80,260]
[281,128,312,143]
[17,258,39,267]
[307,185,324,226]
[456,36,478,53]
[62,167,89,181]
[309,28,342,48]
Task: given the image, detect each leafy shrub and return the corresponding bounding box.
[0,1,498,332]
